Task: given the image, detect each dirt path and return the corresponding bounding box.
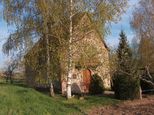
[88,95,154,115]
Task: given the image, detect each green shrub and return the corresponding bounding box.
[89,74,104,94]
[113,72,140,100]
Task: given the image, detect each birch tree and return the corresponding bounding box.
[1,0,128,99]
[40,0,55,97]
[67,0,73,99]
[131,0,154,89]
[64,0,129,99]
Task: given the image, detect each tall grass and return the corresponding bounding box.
[0,81,120,115]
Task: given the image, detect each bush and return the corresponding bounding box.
[89,74,104,94]
[113,72,140,100]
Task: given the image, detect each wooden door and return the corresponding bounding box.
[82,69,91,93]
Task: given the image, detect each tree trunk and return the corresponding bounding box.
[46,28,55,97]
[139,85,142,99]
[50,81,55,97]
[10,74,13,84]
[44,7,55,97]
[67,0,73,99]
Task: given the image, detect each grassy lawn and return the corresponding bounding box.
[0,80,120,115]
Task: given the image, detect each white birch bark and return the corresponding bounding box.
[139,85,142,99]
[67,0,73,99]
[46,32,55,97]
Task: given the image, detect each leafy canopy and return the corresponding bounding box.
[1,0,128,55]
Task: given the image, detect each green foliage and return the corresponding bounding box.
[75,43,101,70]
[113,30,140,100]
[0,82,120,114]
[89,74,104,94]
[117,30,132,72]
[1,0,128,90]
[113,73,140,100]
[1,0,128,55]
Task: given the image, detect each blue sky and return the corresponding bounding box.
[0,14,8,70]
[0,0,139,70]
[105,0,139,48]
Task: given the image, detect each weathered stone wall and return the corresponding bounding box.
[24,38,61,88]
[25,13,111,93]
[61,14,111,94]
[72,14,111,89]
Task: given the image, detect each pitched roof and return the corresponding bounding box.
[72,13,86,26]
[25,12,109,57]
[76,13,109,51]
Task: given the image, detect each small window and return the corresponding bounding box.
[72,74,77,79]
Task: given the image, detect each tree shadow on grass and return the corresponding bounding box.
[0,79,29,88]
[0,82,8,86]
[11,80,29,88]
[35,87,51,96]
